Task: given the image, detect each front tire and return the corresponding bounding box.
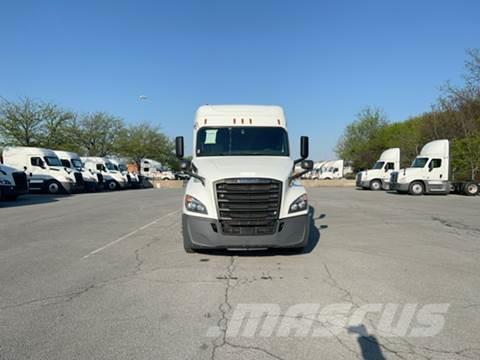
[46,180,62,194]
[107,180,118,191]
[370,180,382,191]
[409,181,424,196]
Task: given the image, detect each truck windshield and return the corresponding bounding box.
[196,127,289,157]
[105,162,116,171]
[411,157,428,168]
[372,161,385,169]
[71,159,83,168]
[44,156,62,167]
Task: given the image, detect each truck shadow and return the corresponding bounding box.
[198,206,324,257]
[0,194,65,208]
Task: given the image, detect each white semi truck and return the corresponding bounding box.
[175,105,313,253]
[390,139,479,196]
[82,157,128,191]
[2,147,82,194]
[356,148,400,190]
[0,163,28,200]
[107,157,141,188]
[141,158,176,180]
[313,160,344,180]
[54,150,102,192]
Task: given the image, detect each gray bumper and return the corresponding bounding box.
[182,213,310,250]
[0,184,18,196]
[390,182,409,192]
[359,180,370,188]
[61,181,75,193]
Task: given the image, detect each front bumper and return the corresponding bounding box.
[0,184,27,197]
[390,182,409,192]
[182,213,310,250]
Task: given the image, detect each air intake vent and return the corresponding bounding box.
[12,172,28,192]
[215,178,282,235]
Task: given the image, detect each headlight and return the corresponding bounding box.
[289,193,308,213]
[185,195,207,214]
[0,179,12,185]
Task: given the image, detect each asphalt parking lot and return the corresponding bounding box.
[1,188,479,360]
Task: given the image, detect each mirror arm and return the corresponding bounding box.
[288,169,310,185]
[181,170,205,186]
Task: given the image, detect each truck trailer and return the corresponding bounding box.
[390,139,479,196]
[356,148,400,190]
[175,105,313,253]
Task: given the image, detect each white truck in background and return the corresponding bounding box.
[141,158,176,180]
[107,157,141,188]
[175,105,313,253]
[314,159,344,180]
[390,139,479,196]
[0,163,28,200]
[356,148,400,190]
[2,147,82,194]
[82,157,128,191]
[54,150,102,192]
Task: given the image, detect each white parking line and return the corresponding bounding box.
[81,210,180,259]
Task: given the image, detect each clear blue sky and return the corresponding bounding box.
[1,0,479,159]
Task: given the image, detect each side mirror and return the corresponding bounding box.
[180,159,191,171]
[384,167,389,173]
[300,136,309,159]
[176,136,184,159]
[301,160,313,170]
[23,166,27,171]
[428,162,433,171]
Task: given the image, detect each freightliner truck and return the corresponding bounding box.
[356,148,400,190]
[3,147,82,194]
[0,163,28,200]
[54,150,101,192]
[175,105,313,253]
[390,139,479,196]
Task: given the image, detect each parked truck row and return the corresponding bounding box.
[356,140,479,196]
[0,147,144,200]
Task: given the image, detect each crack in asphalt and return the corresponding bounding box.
[432,216,480,234]
[210,256,287,360]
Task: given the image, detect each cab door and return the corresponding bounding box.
[426,158,448,192]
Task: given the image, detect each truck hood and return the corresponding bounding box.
[396,167,424,180]
[192,156,294,182]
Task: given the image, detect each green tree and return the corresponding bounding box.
[116,122,174,173]
[74,112,125,156]
[335,107,388,170]
[0,97,45,146]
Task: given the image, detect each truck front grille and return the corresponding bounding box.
[215,178,282,236]
[12,172,28,192]
[74,172,85,186]
[97,173,103,183]
[389,172,399,189]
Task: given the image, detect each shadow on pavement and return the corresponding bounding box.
[348,325,386,360]
[198,206,326,257]
[0,194,67,208]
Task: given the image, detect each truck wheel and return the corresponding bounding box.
[464,182,479,196]
[409,181,424,196]
[46,180,62,194]
[107,180,118,191]
[370,180,382,191]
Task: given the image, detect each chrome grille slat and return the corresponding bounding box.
[216,178,281,236]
